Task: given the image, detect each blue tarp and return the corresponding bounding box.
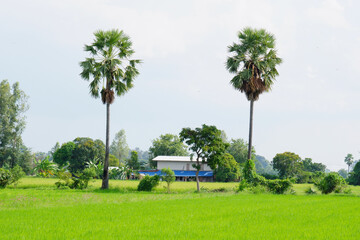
[138,170,213,177]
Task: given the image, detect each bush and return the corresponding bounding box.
[137,175,160,191]
[348,162,360,185]
[0,166,25,188]
[55,168,96,190]
[161,168,175,193]
[315,172,346,194]
[305,187,317,195]
[266,179,292,194]
[0,168,12,188]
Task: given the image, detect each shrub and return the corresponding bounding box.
[266,179,292,194]
[305,187,317,195]
[55,168,96,190]
[161,168,175,193]
[137,175,160,191]
[315,172,346,194]
[238,179,247,192]
[0,168,12,188]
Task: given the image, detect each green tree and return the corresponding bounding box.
[110,129,130,166]
[109,154,119,167]
[226,138,255,165]
[149,134,188,168]
[180,124,228,192]
[338,168,348,179]
[0,80,29,168]
[80,29,141,189]
[33,156,58,178]
[344,154,354,173]
[214,153,240,182]
[302,158,326,173]
[226,28,282,161]
[272,152,302,178]
[347,161,360,185]
[53,142,75,167]
[161,168,175,193]
[127,151,140,170]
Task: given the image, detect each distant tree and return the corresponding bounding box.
[226,28,282,161]
[347,162,360,185]
[338,169,348,179]
[149,134,188,168]
[80,29,141,189]
[344,154,354,173]
[53,142,75,167]
[161,168,175,193]
[255,155,278,176]
[227,138,255,165]
[110,129,130,166]
[33,157,58,178]
[302,158,326,173]
[0,80,29,168]
[127,151,140,170]
[272,152,302,178]
[214,153,240,182]
[180,124,228,192]
[109,154,119,167]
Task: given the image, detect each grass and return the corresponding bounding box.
[1,177,360,239]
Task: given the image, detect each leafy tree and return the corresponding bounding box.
[214,153,240,182]
[226,28,282,161]
[272,152,302,178]
[149,134,188,168]
[347,161,360,185]
[0,80,29,168]
[110,129,130,166]
[338,169,348,179]
[180,124,228,192]
[302,158,326,173]
[255,155,278,176]
[161,168,175,193]
[226,138,254,165]
[344,154,354,173]
[127,151,140,170]
[80,29,141,189]
[53,142,75,167]
[109,154,119,167]
[315,172,347,194]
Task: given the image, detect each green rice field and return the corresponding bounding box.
[0,177,359,239]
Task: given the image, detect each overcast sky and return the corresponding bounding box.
[1,0,359,170]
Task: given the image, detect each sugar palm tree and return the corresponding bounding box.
[226,28,282,160]
[80,29,140,189]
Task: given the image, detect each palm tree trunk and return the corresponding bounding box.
[102,102,110,189]
[248,99,254,160]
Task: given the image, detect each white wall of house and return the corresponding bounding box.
[157,161,211,171]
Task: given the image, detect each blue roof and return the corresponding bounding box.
[139,170,213,177]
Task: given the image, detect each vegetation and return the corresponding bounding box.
[348,161,360,185]
[137,175,160,191]
[161,168,175,193]
[315,172,347,194]
[226,28,282,160]
[33,157,58,177]
[110,129,130,165]
[214,153,240,182]
[344,153,354,173]
[127,151,140,170]
[80,29,141,189]
[0,165,25,188]
[149,134,188,168]
[55,168,96,189]
[180,124,228,192]
[272,152,302,178]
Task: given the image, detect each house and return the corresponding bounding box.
[139,156,213,182]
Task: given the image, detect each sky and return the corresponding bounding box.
[0,0,359,170]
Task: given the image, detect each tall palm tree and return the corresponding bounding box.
[80,29,140,189]
[226,28,282,160]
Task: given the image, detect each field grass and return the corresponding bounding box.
[1,177,360,239]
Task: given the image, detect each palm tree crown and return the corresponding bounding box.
[226,27,282,101]
[80,29,140,103]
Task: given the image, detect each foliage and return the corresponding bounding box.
[315,172,347,194]
[302,158,326,173]
[33,157,58,177]
[0,80,30,170]
[255,155,278,176]
[215,153,240,182]
[110,129,130,165]
[127,151,140,170]
[305,187,317,195]
[347,161,360,185]
[161,168,175,193]
[55,168,96,190]
[53,138,105,173]
[226,138,255,165]
[266,179,292,194]
[338,169,348,179]
[149,134,188,168]
[0,165,25,188]
[86,160,104,179]
[137,175,160,191]
[272,152,302,178]
[109,167,127,180]
[180,124,228,192]
[109,154,119,167]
